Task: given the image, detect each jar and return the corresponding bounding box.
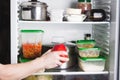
[20,30,44,59]
[77,0,91,14]
[84,33,91,40]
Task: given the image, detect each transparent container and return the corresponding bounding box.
[20,30,44,59]
[78,57,106,72]
[76,40,96,48]
[77,0,92,14]
[78,47,101,57]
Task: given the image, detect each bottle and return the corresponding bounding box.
[77,0,92,14]
[84,33,91,40]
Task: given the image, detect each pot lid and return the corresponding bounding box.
[20,1,48,7]
[79,56,106,61]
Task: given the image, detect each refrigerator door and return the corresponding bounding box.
[110,0,119,80]
[118,0,120,80]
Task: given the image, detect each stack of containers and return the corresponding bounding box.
[76,40,106,72]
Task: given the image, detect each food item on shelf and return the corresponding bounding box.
[77,0,92,14]
[84,33,91,40]
[76,40,96,48]
[78,47,101,57]
[23,75,37,80]
[37,75,53,80]
[78,57,106,72]
[23,75,53,80]
[85,9,106,21]
[66,8,82,15]
[22,42,42,59]
[20,29,44,59]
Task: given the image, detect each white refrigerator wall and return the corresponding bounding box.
[18,23,92,45]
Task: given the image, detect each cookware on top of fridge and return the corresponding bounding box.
[19,0,48,21]
[78,56,106,72]
[20,29,44,59]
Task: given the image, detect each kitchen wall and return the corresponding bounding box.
[0,0,10,64]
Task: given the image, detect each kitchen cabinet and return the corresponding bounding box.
[11,0,119,80]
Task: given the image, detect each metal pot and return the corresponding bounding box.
[19,0,48,21]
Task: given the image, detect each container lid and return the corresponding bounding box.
[86,0,91,2]
[19,55,32,63]
[20,1,47,7]
[78,47,100,51]
[20,30,44,33]
[78,0,85,2]
[76,40,95,44]
[79,56,106,61]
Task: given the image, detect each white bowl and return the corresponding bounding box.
[67,14,86,22]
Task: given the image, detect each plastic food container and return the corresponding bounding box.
[78,57,106,72]
[78,47,101,57]
[20,30,44,59]
[76,40,96,48]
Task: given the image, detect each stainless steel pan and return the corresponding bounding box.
[19,0,48,21]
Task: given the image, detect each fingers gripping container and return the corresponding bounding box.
[20,30,44,59]
[78,57,106,72]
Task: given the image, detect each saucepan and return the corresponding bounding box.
[19,0,48,21]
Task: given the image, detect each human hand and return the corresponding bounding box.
[40,49,69,69]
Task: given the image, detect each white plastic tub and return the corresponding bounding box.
[78,57,106,72]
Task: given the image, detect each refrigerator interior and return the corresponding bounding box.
[11,0,119,80]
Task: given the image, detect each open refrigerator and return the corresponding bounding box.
[11,0,120,80]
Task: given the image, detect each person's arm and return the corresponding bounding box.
[0,50,69,80]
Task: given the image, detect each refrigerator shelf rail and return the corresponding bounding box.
[18,21,110,25]
[33,71,108,75]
